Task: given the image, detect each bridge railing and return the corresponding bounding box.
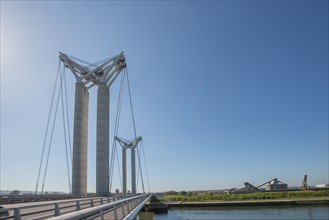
[0,194,145,220]
[0,194,71,204]
[0,193,99,205]
[48,194,152,220]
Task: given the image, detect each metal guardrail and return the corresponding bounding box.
[48,194,152,220]
[0,195,72,205]
[0,193,98,205]
[0,194,142,220]
[123,194,152,220]
[0,194,150,220]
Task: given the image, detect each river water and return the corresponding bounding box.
[137,205,329,220]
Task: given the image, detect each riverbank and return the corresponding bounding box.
[166,198,329,207]
[163,190,329,202]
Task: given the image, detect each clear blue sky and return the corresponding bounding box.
[1,1,328,193]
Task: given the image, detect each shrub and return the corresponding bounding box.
[163,190,329,202]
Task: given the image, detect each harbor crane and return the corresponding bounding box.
[301,175,308,191]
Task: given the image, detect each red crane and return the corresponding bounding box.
[301,175,308,191]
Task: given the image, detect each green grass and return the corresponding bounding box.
[163,190,329,202]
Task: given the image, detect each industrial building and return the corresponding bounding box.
[232,178,288,193]
[263,178,288,190]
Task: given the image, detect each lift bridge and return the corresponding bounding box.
[0,52,152,220]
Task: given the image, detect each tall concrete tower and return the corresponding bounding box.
[115,136,142,194]
[60,52,126,197]
[60,52,94,197]
[122,145,127,194]
[115,136,129,194]
[96,83,110,196]
[72,82,89,197]
[131,146,137,194]
[94,53,126,196]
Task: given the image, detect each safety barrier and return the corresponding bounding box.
[0,194,144,220]
[0,193,97,204]
[48,194,151,220]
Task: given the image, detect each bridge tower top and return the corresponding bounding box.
[59,52,126,89]
[115,136,142,150]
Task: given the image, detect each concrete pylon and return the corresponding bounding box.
[131,148,136,194]
[72,82,89,197]
[60,51,126,197]
[122,148,127,194]
[115,136,141,194]
[96,83,110,196]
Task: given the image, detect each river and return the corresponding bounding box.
[137,205,329,220]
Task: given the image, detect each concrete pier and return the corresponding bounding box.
[96,83,110,196]
[72,82,89,197]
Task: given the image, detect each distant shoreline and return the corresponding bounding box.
[166,198,329,207]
